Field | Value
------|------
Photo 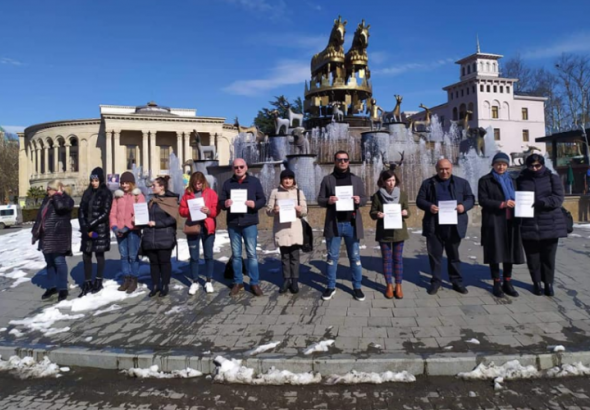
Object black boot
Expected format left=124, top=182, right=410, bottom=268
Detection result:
left=148, top=286, right=159, bottom=298
left=159, top=284, right=169, bottom=298
left=41, top=288, right=58, bottom=300
left=79, top=281, right=92, bottom=298
left=533, top=282, right=543, bottom=296
left=279, top=279, right=291, bottom=294
left=91, top=278, right=103, bottom=294
left=492, top=281, right=505, bottom=298
left=502, top=280, right=519, bottom=297
left=289, top=279, right=299, bottom=294
left=544, top=283, right=554, bottom=297
left=58, top=290, right=68, bottom=302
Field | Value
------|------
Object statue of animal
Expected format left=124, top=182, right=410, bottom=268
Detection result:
left=462, top=110, right=472, bottom=133
left=194, top=130, right=216, bottom=160
left=412, top=103, right=431, bottom=132
left=233, top=117, right=267, bottom=143
left=459, top=127, right=487, bottom=157
left=288, top=107, right=304, bottom=128
left=382, top=95, right=403, bottom=123
left=387, top=151, right=405, bottom=171
left=311, top=16, right=347, bottom=71
left=345, top=19, right=370, bottom=69
left=292, top=127, right=310, bottom=155
left=331, top=102, right=345, bottom=122
left=270, top=110, right=290, bottom=136
left=510, top=146, right=540, bottom=165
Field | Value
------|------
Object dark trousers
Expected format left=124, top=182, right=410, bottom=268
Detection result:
left=490, top=263, right=513, bottom=280
left=426, top=232, right=462, bottom=284
left=523, top=239, right=558, bottom=284
left=82, top=252, right=105, bottom=281
left=145, top=249, right=173, bottom=288
left=280, top=245, right=300, bottom=279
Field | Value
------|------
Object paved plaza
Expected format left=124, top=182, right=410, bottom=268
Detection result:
left=1, top=225, right=590, bottom=374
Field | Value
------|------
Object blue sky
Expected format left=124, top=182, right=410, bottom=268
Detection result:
left=2, top=0, right=590, bottom=134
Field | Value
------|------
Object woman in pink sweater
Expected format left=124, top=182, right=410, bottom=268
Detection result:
left=109, top=171, right=146, bottom=293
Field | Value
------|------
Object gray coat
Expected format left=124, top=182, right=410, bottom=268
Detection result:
left=317, top=172, right=368, bottom=239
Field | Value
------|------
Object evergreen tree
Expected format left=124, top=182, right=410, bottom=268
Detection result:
left=253, top=95, right=305, bottom=135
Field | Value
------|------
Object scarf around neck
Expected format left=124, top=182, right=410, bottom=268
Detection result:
left=150, top=192, right=179, bottom=220
left=379, top=187, right=400, bottom=204
left=492, top=170, right=515, bottom=201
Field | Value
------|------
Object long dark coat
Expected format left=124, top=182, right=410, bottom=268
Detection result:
left=79, top=184, right=113, bottom=253
left=141, top=191, right=179, bottom=251
left=478, top=172, right=525, bottom=264
left=369, top=190, right=410, bottom=243
left=32, top=193, right=74, bottom=255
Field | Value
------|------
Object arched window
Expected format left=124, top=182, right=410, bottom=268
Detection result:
left=467, top=65, right=471, bottom=75
left=468, top=102, right=474, bottom=113
left=56, top=137, right=66, bottom=172
left=68, top=136, right=79, bottom=172
left=452, top=107, right=458, bottom=121
left=462, top=67, right=465, bottom=76
left=47, top=139, right=55, bottom=174
left=459, top=103, right=467, bottom=121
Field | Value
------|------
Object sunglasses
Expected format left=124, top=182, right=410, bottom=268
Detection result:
left=528, top=163, right=542, bottom=169
left=234, top=165, right=246, bottom=170
left=336, top=158, right=349, bottom=163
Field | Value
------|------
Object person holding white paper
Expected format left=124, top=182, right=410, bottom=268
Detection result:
left=179, top=172, right=219, bottom=295
left=266, top=169, right=307, bottom=294
left=218, top=158, right=267, bottom=297
left=516, top=154, right=567, bottom=297
left=370, top=169, right=410, bottom=300
left=318, top=150, right=368, bottom=302
left=110, top=171, right=146, bottom=294
left=478, top=152, right=524, bottom=298
left=416, top=159, right=475, bottom=296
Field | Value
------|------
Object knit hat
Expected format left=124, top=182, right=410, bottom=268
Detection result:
left=280, top=169, right=295, bottom=180
left=492, top=152, right=510, bottom=165
left=89, top=167, right=105, bottom=184
left=120, top=171, right=135, bottom=184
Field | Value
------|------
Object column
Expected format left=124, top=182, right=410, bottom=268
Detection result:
left=176, top=132, right=183, bottom=165
left=53, top=145, right=59, bottom=173
left=44, top=147, right=49, bottom=175
left=113, top=130, right=121, bottom=173
left=184, top=131, right=191, bottom=163
left=65, top=144, right=71, bottom=172
left=150, top=131, right=158, bottom=176
left=105, top=130, right=112, bottom=175
left=142, top=131, right=149, bottom=172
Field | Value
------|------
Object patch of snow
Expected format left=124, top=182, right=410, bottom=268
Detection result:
left=247, top=341, right=281, bottom=356
left=0, top=355, right=65, bottom=379
left=56, top=279, right=144, bottom=312
left=326, top=370, right=415, bottom=384
left=465, top=338, right=480, bottom=344
left=10, top=307, right=84, bottom=335
left=218, top=256, right=229, bottom=262
left=10, top=277, right=30, bottom=288
left=359, top=245, right=367, bottom=250
left=468, top=256, right=477, bottom=260
left=444, top=345, right=453, bottom=350
left=0, top=328, right=6, bottom=332
left=473, top=242, right=481, bottom=245
left=84, top=337, right=93, bottom=342
left=303, top=340, right=334, bottom=355
left=550, top=345, right=565, bottom=352
left=213, top=356, right=320, bottom=385
left=546, top=362, right=590, bottom=377
left=93, top=304, right=122, bottom=316
left=261, top=249, right=280, bottom=255
left=8, top=329, right=24, bottom=338
left=123, top=364, right=202, bottom=379
left=43, top=327, right=71, bottom=336
left=69, top=284, right=78, bottom=289
left=172, top=284, right=184, bottom=290
left=568, top=233, right=582, bottom=238
left=457, top=360, right=539, bottom=383
left=573, top=223, right=590, bottom=229
left=411, top=230, right=422, bottom=234
left=165, top=306, right=187, bottom=315
left=468, top=391, right=477, bottom=397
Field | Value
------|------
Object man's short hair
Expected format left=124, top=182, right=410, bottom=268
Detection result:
left=334, top=150, right=349, bottom=160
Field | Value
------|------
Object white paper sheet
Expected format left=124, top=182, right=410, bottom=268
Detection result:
left=438, top=200, right=458, bottom=225
left=133, top=203, right=149, bottom=225
left=230, top=189, right=248, bottom=213
left=383, top=203, right=403, bottom=229
left=515, top=191, right=535, bottom=218
left=335, top=185, right=354, bottom=211
left=277, top=199, right=296, bottom=223
left=188, top=197, right=206, bottom=221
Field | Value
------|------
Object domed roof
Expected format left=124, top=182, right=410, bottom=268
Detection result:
left=134, top=101, right=177, bottom=117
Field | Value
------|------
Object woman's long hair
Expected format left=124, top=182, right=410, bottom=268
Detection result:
left=187, top=172, right=209, bottom=194
left=377, top=169, right=401, bottom=188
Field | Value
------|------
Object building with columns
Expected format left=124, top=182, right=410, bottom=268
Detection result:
left=18, top=102, right=237, bottom=202
left=406, top=44, right=546, bottom=159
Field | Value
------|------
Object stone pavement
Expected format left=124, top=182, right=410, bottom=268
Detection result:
left=1, top=226, right=590, bottom=375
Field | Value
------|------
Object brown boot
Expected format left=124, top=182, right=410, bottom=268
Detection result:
left=118, top=276, right=131, bottom=292
left=251, top=285, right=264, bottom=297
left=230, top=283, right=244, bottom=296
left=395, top=283, right=403, bottom=299
left=385, top=284, right=394, bottom=299
left=126, top=277, right=138, bottom=294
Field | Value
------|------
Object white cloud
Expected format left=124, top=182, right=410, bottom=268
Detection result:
left=222, top=60, right=308, bottom=96
left=251, top=33, right=326, bottom=52
left=220, top=0, right=287, bottom=21
left=373, top=57, right=455, bottom=76
left=522, top=32, right=590, bottom=59
left=370, top=51, right=389, bottom=65
left=1, top=57, right=23, bottom=66
left=1, top=125, right=26, bottom=134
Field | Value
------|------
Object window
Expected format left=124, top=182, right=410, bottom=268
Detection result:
left=461, top=89, right=464, bottom=97
left=480, top=84, right=484, bottom=92
left=160, top=145, right=170, bottom=170
left=440, top=116, right=445, bottom=126
left=494, top=128, right=501, bottom=141
left=467, top=65, right=471, bottom=74
left=473, top=62, right=476, bottom=72
left=523, top=129, right=529, bottom=142
left=492, top=106, right=499, bottom=119
left=467, top=88, right=470, bottom=95
left=450, top=92, right=453, bottom=100
left=500, top=86, right=504, bottom=93
left=522, top=107, right=529, bottom=120
left=452, top=107, right=458, bottom=121
left=487, top=85, right=491, bottom=92
left=493, top=85, right=497, bottom=93
left=462, top=67, right=465, bottom=76
left=0, top=209, right=14, bottom=216
left=126, top=145, right=137, bottom=170
left=507, top=86, right=511, bottom=93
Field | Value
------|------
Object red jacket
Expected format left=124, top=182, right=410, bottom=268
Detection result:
left=179, top=187, right=219, bottom=234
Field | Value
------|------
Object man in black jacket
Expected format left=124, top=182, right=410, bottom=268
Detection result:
left=416, top=159, right=475, bottom=295
left=219, top=158, right=266, bottom=296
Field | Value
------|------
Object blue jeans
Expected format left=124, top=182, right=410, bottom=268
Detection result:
left=326, top=222, right=363, bottom=290
left=117, top=230, right=141, bottom=277
left=43, top=253, right=69, bottom=291
left=188, top=232, right=215, bottom=281
left=228, top=224, right=260, bottom=286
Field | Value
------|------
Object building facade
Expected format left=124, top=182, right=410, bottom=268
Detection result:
left=407, top=46, right=546, bottom=158
left=18, top=102, right=237, bottom=201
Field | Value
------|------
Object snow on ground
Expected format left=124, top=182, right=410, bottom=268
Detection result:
left=0, top=328, right=6, bottom=332
left=218, top=256, right=229, bottom=262
left=165, top=306, right=187, bottom=315
left=123, top=365, right=202, bottom=379
left=8, top=329, right=24, bottom=338
left=550, top=345, right=565, bottom=352
left=0, top=355, right=66, bottom=379
left=303, top=340, right=334, bottom=355
left=56, top=280, right=144, bottom=313
left=10, top=307, right=84, bottom=335
left=261, top=249, right=280, bottom=255
left=213, top=356, right=320, bottom=385
left=325, top=370, right=416, bottom=384
left=465, top=338, right=480, bottom=344
left=247, top=341, right=281, bottom=356
left=84, top=336, right=93, bottom=342
left=93, top=304, right=122, bottom=316
left=546, top=362, right=590, bottom=377
left=468, top=256, right=477, bottom=260
left=573, top=223, right=590, bottom=229
left=458, top=360, right=539, bottom=383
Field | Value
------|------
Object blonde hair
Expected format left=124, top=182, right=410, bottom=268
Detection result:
left=47, top=179, right=64, bottom=191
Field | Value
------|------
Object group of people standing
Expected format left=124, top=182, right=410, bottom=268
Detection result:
left=32, top=149, right=568, bottom=303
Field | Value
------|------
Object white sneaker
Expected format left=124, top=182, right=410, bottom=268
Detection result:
left=189, top=282, right=200, bottom=295
left=205, top=282, right=214, bottom=293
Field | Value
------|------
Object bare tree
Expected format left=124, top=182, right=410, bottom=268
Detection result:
left=0, top=137, right=19, bottom=204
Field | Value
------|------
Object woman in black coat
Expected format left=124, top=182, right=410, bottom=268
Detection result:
left=142, top=176, right=179, bottom=298
left=78, top=167, right=113, bottom=296
left=478, top=152, right=524, bottom=298
left=516, top=154, right=567, bottom=296
left=32, top=180, right=74, bottom=302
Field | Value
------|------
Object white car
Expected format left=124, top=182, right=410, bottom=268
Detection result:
left=0, top=205, right=23, bottom=229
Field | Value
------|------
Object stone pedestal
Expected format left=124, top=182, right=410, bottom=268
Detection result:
left=269, top=136, right=290, bottom=162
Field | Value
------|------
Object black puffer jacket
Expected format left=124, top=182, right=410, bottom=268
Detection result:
left=79, top=167, right=113, bottom=253
left=516, top=167, right=567, bottom=241
left=141, top=190, right=179, bottom=251
left=32, top=193, right=74, bottom=255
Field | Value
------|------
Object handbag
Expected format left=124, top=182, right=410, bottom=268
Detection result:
left=183, top=221, right=202, bottom=235
left=297, top=189, right=314, bottom=253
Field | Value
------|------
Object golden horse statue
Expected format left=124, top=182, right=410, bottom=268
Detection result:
left=233, top=117, right=267, bottom=143
left=345, top=19, right=370, bottom=68
left=311, top=16, right=347, bottom=74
